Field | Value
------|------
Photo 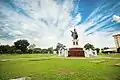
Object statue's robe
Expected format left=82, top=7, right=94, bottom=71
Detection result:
left=71, top=31, right=78, bottom=39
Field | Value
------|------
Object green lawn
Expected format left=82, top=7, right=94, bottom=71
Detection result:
left=0, top=54, right=56, bottom=59
left=0, top=54, right=120, bottom=80
left=99, top=53, right=120, bottom=58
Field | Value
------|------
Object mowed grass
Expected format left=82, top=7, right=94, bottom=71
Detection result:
left=0, top=54, right=56, bottom=59
left=0, top=54, right=120, bottom=80
left=99, top=53, right=120, bottom=58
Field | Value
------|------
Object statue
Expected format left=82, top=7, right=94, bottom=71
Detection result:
left=70, top=28, right=78, bottom=45
left=70, top=28, right=78, bottom=40
left=68, top=27, right=85, bottom=57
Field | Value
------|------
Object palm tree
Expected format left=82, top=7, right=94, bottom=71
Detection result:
left=84, top=43, right=94, bottom=50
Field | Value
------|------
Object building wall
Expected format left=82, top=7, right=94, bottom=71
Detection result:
left=113, top=34, right=120, bottom=48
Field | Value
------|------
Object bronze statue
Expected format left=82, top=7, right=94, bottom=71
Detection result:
left=70, top=28, right=78, bottom=40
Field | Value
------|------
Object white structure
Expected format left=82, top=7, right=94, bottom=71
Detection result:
left=10, top=77, right=31, bottom=80
left=84, top=49, right=97, bottom=57
left=58, top=47, right=68, bottom=57
left=58, top=49, right=61, bottom=56
left=64, top=48, right=68, bottom=57
left=104, top=47, right=117, bottom=53
left=53, top=51, right=57, bottom=54
left=72, top=39, right=79, bottom=47
left=113, top=34, right=120, bottom=51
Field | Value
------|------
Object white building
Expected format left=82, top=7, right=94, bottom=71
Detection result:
left=104, top=47, right=117, bottom=53
left=113, top=34, right=120, bottom=49
left=84, top=49, right=97, bottom=57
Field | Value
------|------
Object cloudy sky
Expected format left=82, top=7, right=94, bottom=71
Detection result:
left=0, top=0, right=120, bottom=48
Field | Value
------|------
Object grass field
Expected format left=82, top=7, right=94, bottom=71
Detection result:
left=99, top=53, right=120, bottom=58
left=0, top=54, right=120, bottom=80
left=0, top=54, right=55, bottom=59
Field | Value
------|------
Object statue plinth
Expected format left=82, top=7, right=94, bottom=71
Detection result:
left=68, top=39, right=85, bottom=57
left=72, top=39, right=79, bottom=46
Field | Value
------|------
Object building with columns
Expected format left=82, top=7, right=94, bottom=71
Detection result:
left=113, top=34, right=120, bottom=52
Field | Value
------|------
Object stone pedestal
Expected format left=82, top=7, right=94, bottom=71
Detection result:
left=72, top=39, right=79, bottom=46
left=68, top=39, right=85, bottom=57
left=68, top=48, right=84, bottom=57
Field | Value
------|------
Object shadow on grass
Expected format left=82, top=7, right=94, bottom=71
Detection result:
left=116, top=75, right=120, bottom=80
left=114, top=64, right=120, bottom=67
left=29, top=59, right=51, bottom=61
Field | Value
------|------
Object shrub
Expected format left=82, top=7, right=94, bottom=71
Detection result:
left=15, top=49, right=22, bottom=54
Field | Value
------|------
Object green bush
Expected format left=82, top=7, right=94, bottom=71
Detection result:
left=28, top=49, right=33, bottom=54
left=117, top=48, right=120, bottom=53
left=33, top=48, right=41, bottom=53
left=15, top=49, right=23, bottom=54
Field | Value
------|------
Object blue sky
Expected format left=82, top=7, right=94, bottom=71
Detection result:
left=0, top=0, right=120, bottom=48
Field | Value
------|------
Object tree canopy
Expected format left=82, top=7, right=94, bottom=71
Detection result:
left=84, top=43, right=94, bottom=50
left=14, top=39, right=30, bottom=53
left=56, top=43, right=65, bottom=50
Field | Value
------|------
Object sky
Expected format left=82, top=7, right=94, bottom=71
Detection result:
left=0, top=0, right=120, bottom=48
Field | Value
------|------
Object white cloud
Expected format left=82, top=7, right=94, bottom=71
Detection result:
left=84, top=32, right=115, bottom=48
left=112, top=15, right=120, bottom=23
left=68, top=25, right=116, bottom=48
left=0, top=0, right=117, bottom=49
left=71, top=13, right=82, bottom=26
left=14, top=31, right=23, bottom=35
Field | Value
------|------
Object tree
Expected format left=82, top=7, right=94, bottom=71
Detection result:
left=101, top=49, right=104, bottom=53
left=48, top=47, right=53, bottom=54
left=84, top=43, right=94, bottom=50
left=117, top=47, right=120, bottom=53
left=56, top=43, right=64, bottom=50
left=103, top=47, right=109, bottom=50
left=14, top=39, right=30, bottom=53
left=15, top=49, right=22, bottom=54
left=9, top=45, right=16, bottom=54
left=0, top=45, right=10, bottom=54
left=95, top=48, right=100, bottom=54
left=54, top=48, right=59, bottom=54
left=41, top=49, right=48, bottom=54
left=28, top=44, right=36, bottom=54
left=101, top=47, right=109, bottom=53
left=33, top=48, right=41, bottom=53
left=28, top=44, right=36, bottom=49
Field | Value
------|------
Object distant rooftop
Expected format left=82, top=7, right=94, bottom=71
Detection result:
left=113, top=34, right=120, bottom=37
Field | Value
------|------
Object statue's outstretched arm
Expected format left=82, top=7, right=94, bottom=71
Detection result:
left=70, top=30, right=73, bottom=33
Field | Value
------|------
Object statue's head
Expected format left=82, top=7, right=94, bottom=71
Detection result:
left=74, top=28, right=76, bottom=32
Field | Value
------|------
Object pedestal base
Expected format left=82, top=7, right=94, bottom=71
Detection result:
left=68, top=48, right=85, bottom=57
